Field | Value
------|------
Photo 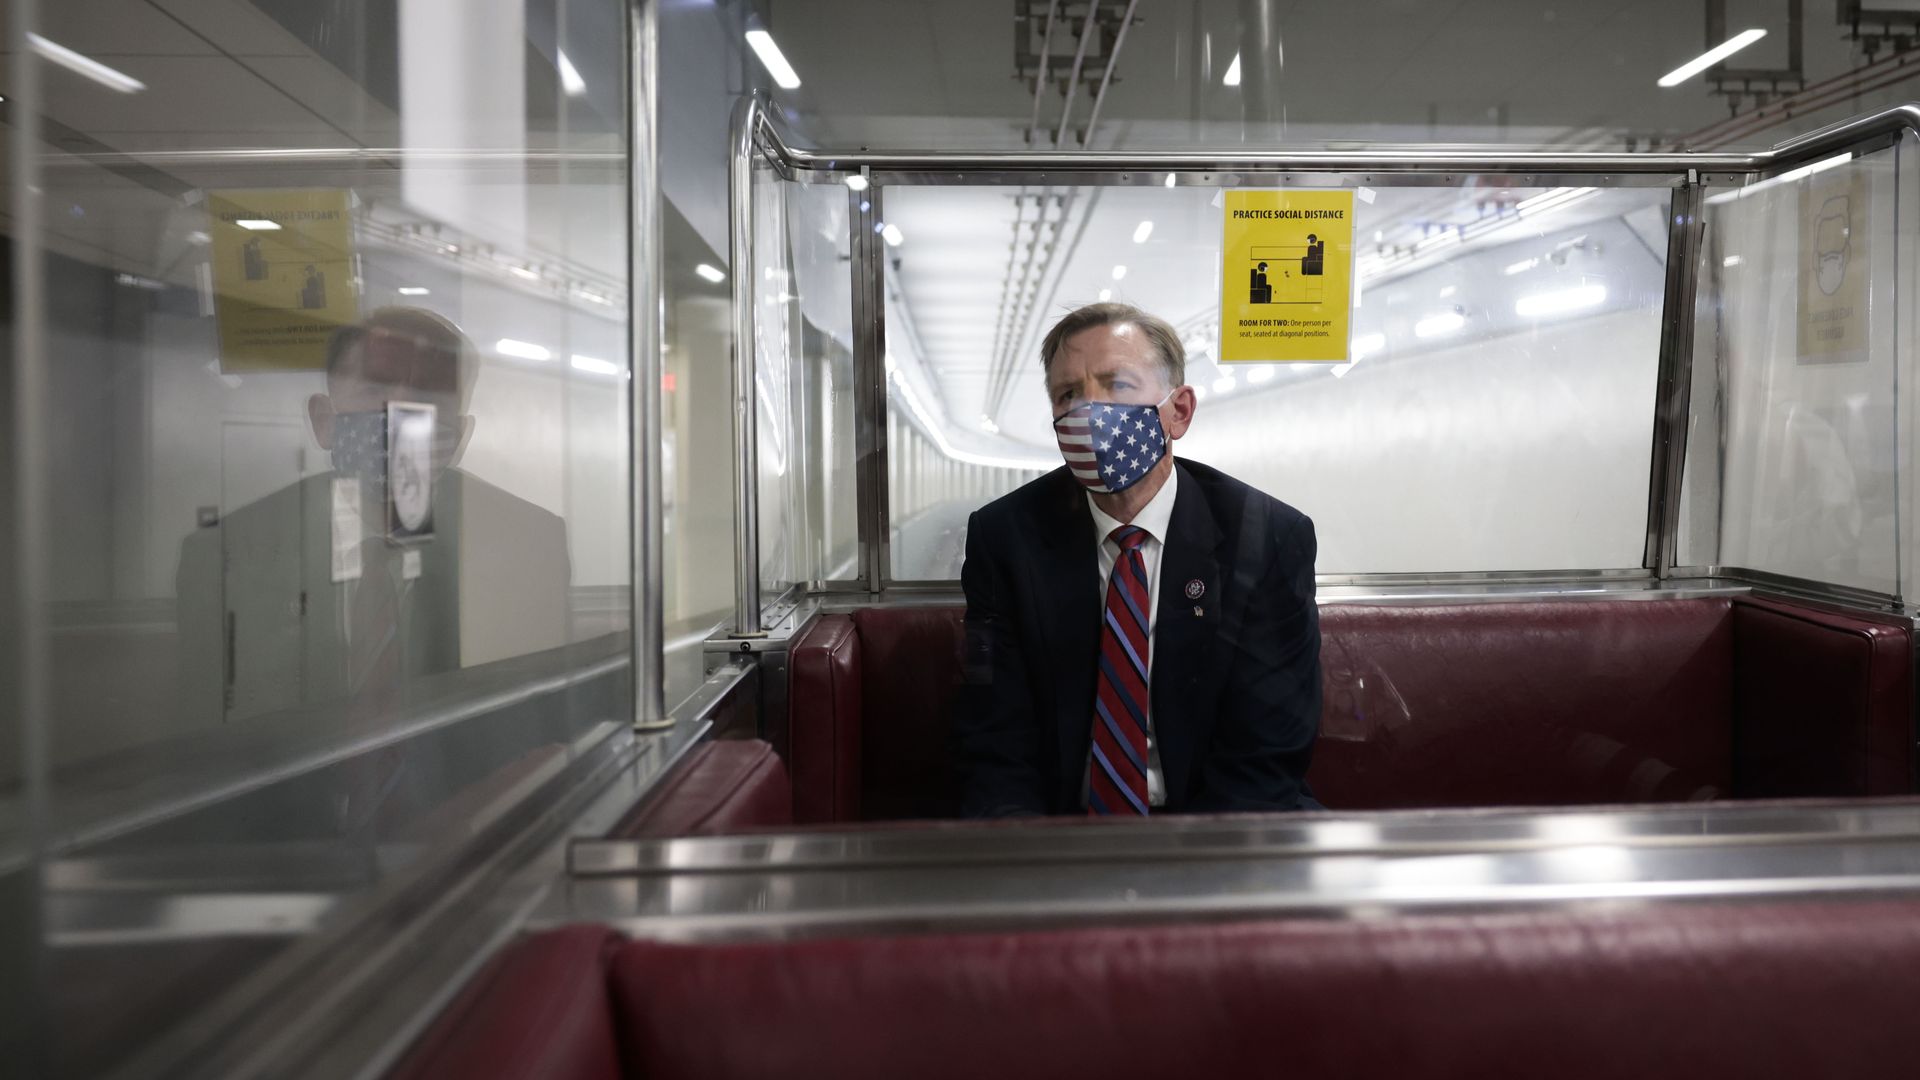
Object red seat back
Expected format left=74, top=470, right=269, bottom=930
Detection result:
left=1313, top=599, right=1735, bottom=807
left=606, top=899, right=1920, bottom=1080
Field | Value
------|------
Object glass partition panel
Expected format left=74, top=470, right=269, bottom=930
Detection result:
left=1683, top=146, right=1902, bottom=594
left=6, top=3, right=635, bottom=1072
left=882, top=180, right=1675, bottom=579
left=748, top=172, right=858, bottom=604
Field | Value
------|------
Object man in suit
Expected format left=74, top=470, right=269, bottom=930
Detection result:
left=953, top=302, right=1322, bottom=817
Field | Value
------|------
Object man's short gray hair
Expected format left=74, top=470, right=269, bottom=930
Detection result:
left=1039, top=302, right=1186, bottom=390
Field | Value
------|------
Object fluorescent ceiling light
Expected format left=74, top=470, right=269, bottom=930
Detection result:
left=744, top=29, right=802, bottom=89
left=1164, top=173, right=1176, bottom=188
left=496, top=338, right=554, bottom=361
left=1723, top=255, right=1743, bottom=268
left=1223, top=53, right=1241, bottom=86
left=557, top=50, right=587, bottom=96
left=695, top=263, right=726, bottom=283
left=496, top=338, right=553, bottom=362
left=1437, top=285, right=1457, bottom=298
left=1212, top=374, right=1237, bottom=395
left=1133, top=221, right=1154, bottom=244
left=1097, top=288, right=1112, bottom=302
left=1191, top=384, right=1208, bottom=401
left=881, top=223, right=905, bottom=247
left=235, top=219, right=281, bottom=231
left=28, top=33, right=146, bottom=93
left=186, top=230, right=210, bottom=245
left=845, top=174, right=870, bottom=192
left=1658, top=29, right=1767, bottom=88
left=1515, top=283, right=1608, bottom=318
left=1352, top=332, right=1386, bottom=359
left=397, top=286, right=430, bottom=296
left=1246, top=366, right=1276, bottom=385
left=510, top=266, right=539, bottom=281
left=571, top=354, right=621, bottom=376
left=1413, top=312, right=1465, bottom=339
left=1504, top=257, right=1540, bottom=276
left=1111, top=264, right=1127, bottom=281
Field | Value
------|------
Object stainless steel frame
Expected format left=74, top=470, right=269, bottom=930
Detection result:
left=631, top=1, right=667, bottom=726
left=730, top=93, right=770, bottom=635
left=555, top=798, right=1920, bottom=942
left=721, top=102, right=1920, bottom=620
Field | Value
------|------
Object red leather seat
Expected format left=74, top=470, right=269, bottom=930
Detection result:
left=387, top=924, right=623, bottom=1080
left=610, top=739, right=792, bottom=838
left=786, top=595, right=1913, bottom=820
left=606, top=898, right=1920, bottom=1079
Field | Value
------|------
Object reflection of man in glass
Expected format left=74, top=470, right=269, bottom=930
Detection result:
left=1813, top=196, right=1851, bottom=297
left=300, top=264, right=328, bottom=309
left=175, top=307, right=572, bottom=835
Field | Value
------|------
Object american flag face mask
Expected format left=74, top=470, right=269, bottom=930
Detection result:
left=1052, top=390, right=1173, bottom=494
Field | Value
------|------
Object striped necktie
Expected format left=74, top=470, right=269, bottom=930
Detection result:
left=1089, top=524, right=1152, bottom=816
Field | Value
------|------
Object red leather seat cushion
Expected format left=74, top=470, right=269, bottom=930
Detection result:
left=788, top=614, right=863, bottom=823
left=606, top=899, right=1920, bottom=1079
left=1734, top=596, right=1914, bottom=797
left=1313, top=599, right=1735, bottom=808
left=611, top=739, right=792, bottom=838
left=389, top=925, right=623, bottom=1080
left=849, top=607, right=966, bottom=820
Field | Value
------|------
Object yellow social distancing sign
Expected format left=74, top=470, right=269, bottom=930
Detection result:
left=1219, top=190, right=1354, bottom=363
left=208, top=189, right=359, bottom=372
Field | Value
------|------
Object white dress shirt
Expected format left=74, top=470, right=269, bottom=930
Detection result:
left=1084, top=463, right=1178, bottom=807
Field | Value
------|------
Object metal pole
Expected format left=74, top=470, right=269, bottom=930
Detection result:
left=630, top=0, right=669, bottom=726
left=1053, top=0, right=1103, bottom=147
left=5, top=0, right=50, bottom=1070
left=1026, top=0, right=1059, bottom=145
left=1237, top=0, right=1283, bottom=129
left=1080, top=0, right=1142, bottom=147
left=729, top=93, right=765, bottom=634
left=851, top=186, right=891, bottom=591
left=1643, top=174, right=1707, bottom=577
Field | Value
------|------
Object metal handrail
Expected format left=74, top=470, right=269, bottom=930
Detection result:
left=752, top=101, right=1920, bottom=177
left=729, top=93, right=767, bottom=636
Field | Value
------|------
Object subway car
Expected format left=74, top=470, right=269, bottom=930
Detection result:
left=8, top=1, right=1920, bottom=1077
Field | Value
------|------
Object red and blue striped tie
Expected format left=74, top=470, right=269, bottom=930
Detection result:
left=1089, top=525, right=1152, bottom=816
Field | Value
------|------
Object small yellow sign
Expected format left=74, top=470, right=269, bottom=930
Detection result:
left=1218, top=189, right=1354, bottom=362
left=1796, top=167, right=1867, bottom=364
left=208, top=189, right=358, bottom=372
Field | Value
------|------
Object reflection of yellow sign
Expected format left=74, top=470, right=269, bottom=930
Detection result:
left=209, top=189, right=358, bottom=372
left=1797, top=168, right=1866, bottom=364
left=1219, top=190, right=1353, bottom=362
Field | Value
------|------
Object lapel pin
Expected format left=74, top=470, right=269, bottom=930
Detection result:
left=1193, top=605, right=1205, bottom=617
left=1184, top=579, right=1205, bottom=600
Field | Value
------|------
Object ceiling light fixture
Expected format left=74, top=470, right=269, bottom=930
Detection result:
left=1658, top=29, right=1767, bottom=88
left=1515, top=283, right=1608, bottom=318
left=744, top=29, right=802, bottom=89
left=1164, top=173, right=1176, bottom=188
left=845, top=174, right=870, bottom=192
left=1246, top=366, right=1276, bottom=385
left=398, top=286, right=430, bottom=296
left=496, top=338, right=553, bottom=362
left=27, top=33, right=146, bottom=93
left=1351, top=332, right=1387, bottom=359
left=571, top=354, right=621, bottom=376
left=510, top=266, right=539, bottom=280
left=1097, top=288, right=1112, bottom=302
left=1133, top=221, right=1154, bottom=244
left=557, top=50, right=587, bottom=96
left=1213, top=374, right=1238, bottom=395
left=234, top=219, right=281, bottom=230
left=1111, top=264, right=1127, bottom=281
left=1413, top=312, right=1465, bottom=339
left=1223, top=53, right=1242, bottom=86
left=882, top=223, right=904, bottom=247
left=1504, top=257, right=1540, bottom=276
left=695, top=263, right=726, bottom=283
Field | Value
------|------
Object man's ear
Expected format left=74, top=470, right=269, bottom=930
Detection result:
left=1163, top=385, right=1197, bottom=441
left=308, top=394, right=337, bottom=450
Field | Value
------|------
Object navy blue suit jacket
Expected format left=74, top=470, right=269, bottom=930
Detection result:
left=953, top=458, right=1322, bottom=817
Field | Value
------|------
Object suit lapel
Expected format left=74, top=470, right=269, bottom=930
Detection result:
left=1152, top=462, right=1223, bottom=805
left=1030, top=471, right=1101, bottom=809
